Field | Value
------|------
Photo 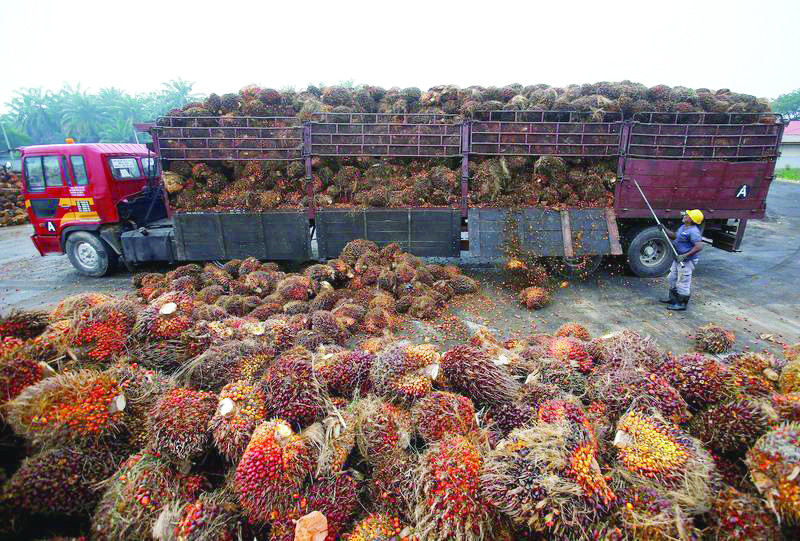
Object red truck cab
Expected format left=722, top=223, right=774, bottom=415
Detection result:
left=21, top=143, right=164, bottom=275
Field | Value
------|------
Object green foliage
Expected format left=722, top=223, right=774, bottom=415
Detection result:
left=772, top=88, right=800, bottom=120
left=0, top=79, right=204, bottom=145
left=777, top=167, right=800, bottom=181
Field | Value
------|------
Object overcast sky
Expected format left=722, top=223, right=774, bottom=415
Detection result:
left=1, top=0, right=797, bottom=110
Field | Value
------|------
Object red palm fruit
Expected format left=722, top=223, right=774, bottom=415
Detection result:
left=355, top=397, right=413, bottom=465
left=709, top=487, right=780, bottom=541
left=345, top=513, right=410, bottom=541
left=549, top=336, right=593, bottom=373
left=106, top=361, right=169, bottom=449
left=486, top=399, right=535, bottom=438
left=395, top=263, right=416, bottom=284
left=91, top=451, right=207, bottom=540
left=5, top=369, right=125, bottom=447
left=249, top=301, right=283, bottom=320
left=366, top=451, right=418, bottom=519
left=0, top=354, right=45, bottom=402
left=260, top=349, right=324, bottom=427
left=689, top=398, right=774, bottom=454
left=135, top=291, right=195, bottom=341
left=780, top=360, right=800, bottom=394
left=726, top=352, right=779, bottom=397
left=209, top=380, right=267, bottom=462
left=0, top=310, right=49, bottom=340
left=371, top=344, right=437, bottom=403
left=340, top=239, right=379, bottom=266
left=661, top=353, right=732, bottom=410
left=276, top=275, right=313, bottom=302
left=415, top=434, right=492, bottom=541
left=441, top=345, right=519, bottom=407
left=2, top=446, right=123, bottom=516
left=50, top=292, right=111, bottom=321
left=555, top=322, right=591, bottom=341
left=147, top=388, right=217, bottom=464
left=315, top=349, right=374, bottom=398
left=693, top=323, right=736, bottom=354
left=310, top=310, right=349, bottom=344
left=412, top=391, right=477, bottom=443
left=519, top=286, right=551, bottom=309
left=746, top=422, right=800, bottom=523
left=771, top=392, right=800, bottom=422
left=68, top=300, right=139, bottom=365
left=448, top=274, right=479, bottom=294
left=234, top=420, right=314, bottom=523
left=170, top=492, right=248, bottom=541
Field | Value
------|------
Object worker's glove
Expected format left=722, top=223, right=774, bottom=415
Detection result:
left=675, top=253, right=686, bottom=263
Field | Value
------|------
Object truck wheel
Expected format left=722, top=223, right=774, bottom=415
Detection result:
left=627, top=226, right=672, bottom=277
left=65, top=232, right=114, bottom=277
left=550, top=255, right=603, bottom=279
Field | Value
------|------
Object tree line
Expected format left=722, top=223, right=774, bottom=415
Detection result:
left=0, top=79, right=203, bottom=151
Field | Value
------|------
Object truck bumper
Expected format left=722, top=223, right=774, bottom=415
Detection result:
left=31, top=234, right=63, bottom=256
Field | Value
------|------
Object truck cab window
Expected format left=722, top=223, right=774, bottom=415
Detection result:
left=141, top=157, right=157, bottom=177
left=108, top=157, right=142, bottom=180
left=43, top=156, right=63, bottom=186
left=24, top=157, right=45, bottom=191
left=70, top=156, right=89, bottom=185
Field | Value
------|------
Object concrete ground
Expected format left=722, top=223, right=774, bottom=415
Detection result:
left=1, top=181, right=798, bottom=356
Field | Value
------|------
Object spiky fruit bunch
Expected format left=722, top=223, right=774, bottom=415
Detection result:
left=549, top=336, right=593, bottom=373
left=486, top=399, right=535, bottom=438
left=366, top=451, right=418, bottom=519
left=588, top=365, right=690, bottom=425
left=780, top=360, right=800, bottom=393
left=170, top=492, right=247, bottom=541
left=5, top=369, right=125, bottom=446
left=272, top=472, right=361, bottom=541
left=355, top=397, right=413, bottom=465
left=412, top=391, right=477, bottom=443
left=519, top=286, right=551, bottom=309
left=311, top=309, right=349, bottom=344
left=0, top=353, right=45, bottom=401
left=315, top=408, right=357, bottom=475
left=612, top=482, right=700, bottom=541
left=0, top=310, right=49, bottom=339
left=315, top=349, right=374, bottom=398
left=68, top=300, right=139, bottom=364
left=260, top=348, right=324, bottom=427
left=785, top=342, right=800, bottom=363
left=344, top=513, right=410, bottom=541
left=92, top=451, right=206, bottom=540
left=209, top=380, right=266, bottom=462
left=371, top=343, right=438, bottom=403
left=746, top=422, right=800, bottom=524
left=408, top=295, right=438, bottom=319
left=147, top=388, right=217, bottom=463
left=1, top=446, right=123, bottom=516
left=587, top=329, right=662, bottom=368
left=709, top=487, right=780, bottom=541
left=661, top=352, right=732, bottom=410
left=340, top=239, right=379, bottom=266
left=772, top=392, right=800, bottom=422
left=50, top=292, right=112, bottom=321
left=555, top=322, right=591, bottom=341
left=134, top=292, right=194, bottom=340
left=693, top=323, right=736, bottom=354
left=448, top=274, right=479, bottom=294
left=689, top=399, right=774, bottom=454
left=415, top=434, right=493, bottom=541
left=234, top=420, right=314, bottom=523
left=726, top=352, right=779, bottom=397
left=275, top=275, right=314, bottom=302
left=106, top=362, right=169, bottom=448
left=176, top=340, right=262, bottom=392
left=441, top=345, right=519, bottom=407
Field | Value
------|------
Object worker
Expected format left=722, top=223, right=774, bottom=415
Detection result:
left=659, top=209, right=704, bottom=311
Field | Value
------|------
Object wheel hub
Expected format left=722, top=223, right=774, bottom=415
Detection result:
left=640, top=239, right=666, bottom=267
left=76, top=242, right=99, bottom=268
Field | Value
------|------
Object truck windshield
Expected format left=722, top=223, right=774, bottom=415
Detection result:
left=108, top=157, right=142, bottom=180
left=24, top=156, right=63, bottom=190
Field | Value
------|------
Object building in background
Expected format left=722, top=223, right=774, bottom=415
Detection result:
left=777, top=120, right=800, bottom=170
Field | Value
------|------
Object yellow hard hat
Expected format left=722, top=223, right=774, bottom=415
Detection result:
left=686, top=209, right=704, bottom=224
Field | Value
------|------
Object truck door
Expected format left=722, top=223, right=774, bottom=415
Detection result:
left=23, top=154, right=72, bottom=237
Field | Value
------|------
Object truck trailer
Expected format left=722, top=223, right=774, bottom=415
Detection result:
left=18, top=109, right=786, bottom=277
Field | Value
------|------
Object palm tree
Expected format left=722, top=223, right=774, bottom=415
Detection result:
left=7, top=88, right=60, bottom=142
left=160, top=78, right=204, bottom=111
left=99, top=117, right=136, bottom=143
left=59, top=84, right=109, bottom=142
left=98, top=87, right=144, bottom=123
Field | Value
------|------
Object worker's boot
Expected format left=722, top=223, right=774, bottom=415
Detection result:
left=659, top=288, right=678, bottom=304
left=666, top=294, right=689, bottom=311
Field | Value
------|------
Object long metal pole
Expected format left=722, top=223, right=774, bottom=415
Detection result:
left=631, top=178, right=684, bottom=266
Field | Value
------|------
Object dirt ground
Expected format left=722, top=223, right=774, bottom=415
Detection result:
left=1, top=181, right=798, bottom=356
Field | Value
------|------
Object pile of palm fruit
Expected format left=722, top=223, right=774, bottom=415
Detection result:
left=2, top=247, right=800, bottom=539
left=160, top=81, right=772, bottom=214
left=0, top=172, right=26, bottom=227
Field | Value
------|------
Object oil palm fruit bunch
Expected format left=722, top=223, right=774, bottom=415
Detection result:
left=746, top=421, right=800, bottom=524
left=708, top=486, right=780, bottom=541
left=370, top=343, right=440, bottom=403
left=175, top=340, right=262, bottom=392
left=344, top=513, right=412, bottom=541
left=313, top=405, right=357, bottom=475
left=587, top=329, right=662, bottom=368
left=661, top=352, right=732, bottom=410
left=146, top=388, right=217, bottom=464
left=689, top=398, right=775, bottom=455
left=164, top=491, right=249, bottom=541
left=67, top=299, right=139, bottom=365
left=354, top=397, right=413, bottom=465
left=726, top=352, right=779, bottom=398
left=314, top=349, right=374, bottom=398
left=260, top=347, right=324, bottom=427
left=133, top=291, right=195, bottom=341
left=366, top=450, right=418, bottom=519
left=411, top=390, right=477, bottom=443
left=209, top=379, right=266, bottom=462
left=555, top=322, right=591, bottom=341
left=609, top=482, right=700, bottom=541
left=5, top=369, right=126, bottom=447
left=0, top=309, right=49, bottom=340
left=107, top=361, right=169, bottom=448
left=91, top=451, right=207, bottom=540
left=780, top=360, right=800, bottom=393
left=441, top=344, right=519, bottom=407
left=0, top=352, right=48, bottom=402
left=548, top=336, right=594, bottom=373
left=0, top=446, right=124, bottom=517
left=414, top=433, right=493, bottom=541
left=50, top=291, right=112, bottom=321
left=234, top=419, right=315, bottom=523
left=447, top=274, right=479, bottom=294
left=519, top=286, right=551, bottom=309
left=693, top=323, right=736, bottom=354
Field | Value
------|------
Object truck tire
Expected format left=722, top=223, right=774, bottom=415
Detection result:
left=550, top=255, right=603, bottom=279
left=627, top=226, right=673, bottom=277
left=65, top=231, right=115, bottom=277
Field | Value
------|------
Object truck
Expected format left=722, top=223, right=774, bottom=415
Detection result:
left=18, top=110, right=786, bottom=277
